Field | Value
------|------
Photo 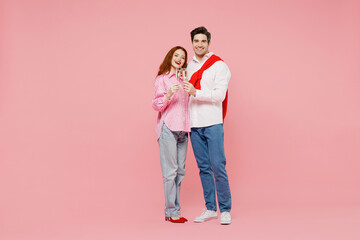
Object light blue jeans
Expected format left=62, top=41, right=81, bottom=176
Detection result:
left=158, top=123, right=188, bottom=217
left=190, top=124, right=231, bottom=212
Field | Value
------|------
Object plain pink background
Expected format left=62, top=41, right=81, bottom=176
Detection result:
left=1, top=0, right=360, bottom=239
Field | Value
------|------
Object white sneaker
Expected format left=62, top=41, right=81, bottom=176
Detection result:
left=220, top=211, right=231, bottom=225
left=193, top=209, right=218, bottom=223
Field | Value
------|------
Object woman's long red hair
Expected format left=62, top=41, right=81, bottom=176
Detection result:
left=157, top=46, right=187, bottom=76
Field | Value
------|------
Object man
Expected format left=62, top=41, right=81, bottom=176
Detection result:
left=183, top=26, right=232, bottom=225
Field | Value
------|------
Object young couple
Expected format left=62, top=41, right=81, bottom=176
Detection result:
left=152, top=27, right=232, bottom=225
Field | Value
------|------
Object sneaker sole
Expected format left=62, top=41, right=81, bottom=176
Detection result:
left=193, top=216, right=218, bottom=223
left=220, top=221, right=231, bottom=225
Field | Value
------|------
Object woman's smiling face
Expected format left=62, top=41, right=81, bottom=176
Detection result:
left=171, top=49, right=186, bottom=72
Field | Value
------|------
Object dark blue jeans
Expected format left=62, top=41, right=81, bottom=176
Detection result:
left=190, top=124, right=231, bottom=212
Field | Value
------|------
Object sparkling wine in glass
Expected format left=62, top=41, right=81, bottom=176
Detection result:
left=181, top=68, right=188, bottom=81
left=176, top=68, right=181, bottom=80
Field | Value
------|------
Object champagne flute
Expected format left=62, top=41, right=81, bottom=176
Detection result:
left=179, top=68, right=188, bottom=94
left=176, top=68, right=181, bottom=80
left=181, top=68, right=188, bottom=81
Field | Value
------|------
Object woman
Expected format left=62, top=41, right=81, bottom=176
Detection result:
left=152, top=46, right=190, bottom=223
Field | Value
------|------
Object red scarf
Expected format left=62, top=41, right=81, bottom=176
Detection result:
left=189, top=55, right=229, bottom=120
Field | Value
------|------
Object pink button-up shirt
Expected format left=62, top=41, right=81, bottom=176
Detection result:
left=152, top=72, right=190, bottom=138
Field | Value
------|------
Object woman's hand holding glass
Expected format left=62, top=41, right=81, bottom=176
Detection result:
left=166, top=83, right=180, bottom=100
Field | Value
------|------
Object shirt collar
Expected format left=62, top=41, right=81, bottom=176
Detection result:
left=166, top=71, right=176, bottom=78
left=192, top=52, right=214, bottom=64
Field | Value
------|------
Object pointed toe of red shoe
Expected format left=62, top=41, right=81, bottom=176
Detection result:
left=165, top=216, right=186, bottom=223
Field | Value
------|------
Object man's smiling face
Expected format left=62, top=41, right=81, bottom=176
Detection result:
left=192, top=33, right=210, bottom=59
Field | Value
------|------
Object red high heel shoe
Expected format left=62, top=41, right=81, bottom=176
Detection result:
left=165, top=216, right=186, bottom=223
